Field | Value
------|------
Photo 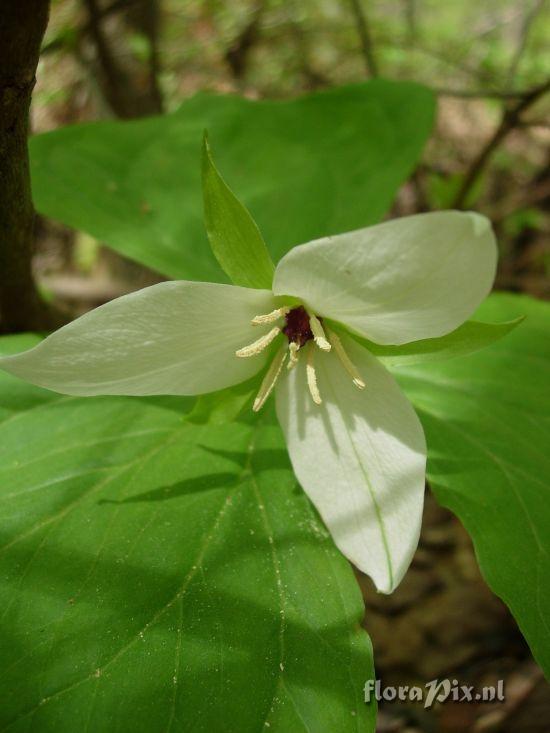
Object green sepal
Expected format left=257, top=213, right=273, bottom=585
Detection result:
left=334, top=317, right=525, bottom=367
left=202, top=133, right=275, bottom=289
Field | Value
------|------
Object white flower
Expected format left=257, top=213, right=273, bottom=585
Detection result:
left=0, top=211, right=497, bottom=592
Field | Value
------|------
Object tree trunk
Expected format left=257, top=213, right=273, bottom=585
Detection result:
left=0, top=0, right=64, bottom=333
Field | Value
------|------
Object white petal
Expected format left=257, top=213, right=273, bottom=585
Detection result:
left=0, top=282, right=277, bottom=396
left=276, top=336, right=426, bottom=592
left=273, top=211, right=497, bottom=345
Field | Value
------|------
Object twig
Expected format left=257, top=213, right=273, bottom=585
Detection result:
left=287, top=20, right=330, bottom=90
left=372, top=35, right=499, bottom=85
left=452, top=78, right=550, bottom=209
left=347, top=0, right=378, bottom=78
left=433, top=87, right=541, bottom=100
left=41, top=0, right=140, bottom=55
left=402, top=0, right=417, bottom=42
left=489, top=179, right=550, bottom=224
left=124, top=0, right=164, bottom=114
left=518, top=118, right=550, bottom=129
left=81, top=0, right=128, bottom=115
left=506, top=0, right=546, bottom=87
left=225, top=2, right=265, bottom=80
left=80, top=0, right=163, bottom=118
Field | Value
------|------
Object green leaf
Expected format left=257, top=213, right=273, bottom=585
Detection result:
left=344, top=316, right=524, bottom=367
left=202, top=134, right=274, bottom=289
left=0, top=348, right=375, bottom=733
left=30, top=80, right=435, bottom=281
left=394, top=293, right=550, bottom=677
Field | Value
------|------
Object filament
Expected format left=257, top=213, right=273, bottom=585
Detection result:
left=253, top=347, right=287, bottom=412
left=327, top=329, right=365, bottom=389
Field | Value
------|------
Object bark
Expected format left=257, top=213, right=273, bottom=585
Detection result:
left=0, top=0, right=65, bottom=332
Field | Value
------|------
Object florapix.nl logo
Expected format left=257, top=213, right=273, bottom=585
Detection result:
left=364, top=679, right=505, bottom=709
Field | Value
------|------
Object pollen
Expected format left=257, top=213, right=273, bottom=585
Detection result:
left=306, top=343, right=322, bottom=405
left=251, top=306, right=290, bottom=326
left=308, top=314, right=331, bottom=352
left=287, top=341, right=300, bottom=370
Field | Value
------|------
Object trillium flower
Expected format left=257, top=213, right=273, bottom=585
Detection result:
left=0, top=211, right=497, bottom=594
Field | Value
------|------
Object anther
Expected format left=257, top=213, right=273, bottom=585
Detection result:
left=236, top=326, right=281, bottom=358
left=253, top=348, right=287, bottom=412
left=328, top=329, right=366, bottom=389
left=251, top=306, right=290, bottom=326
left=308, top=314, right=331, bottom=352
left=287, top=342, right=300, bottom=370
left=306, top=343, right=322, bottom=405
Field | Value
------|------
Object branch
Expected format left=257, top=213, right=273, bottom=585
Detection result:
left=452, top=78, right=550, bottom=209
left=225, top=2, right=265, bottom=80
left=490, top=179, right=550, bottom=225
left=81, top=0, right=132, bottom=117
left=402, top=0, right=417, bottom=42
left=506, top=0, right=545, bottom=87
left=347, top=0, right=379, bottom=78
left=41, top=0, right=140, bottom=55
left=124, top=0, right=164, bottom=114
left=433, top=86, right=540, bottom=100
left=385, top=37, right=497, bottom=85
left=80, top=0, right=163, bottom=118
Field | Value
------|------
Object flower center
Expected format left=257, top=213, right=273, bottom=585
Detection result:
left=235, top=303, right=365, bottom=412
left=282, top=306, right=314, bottom=347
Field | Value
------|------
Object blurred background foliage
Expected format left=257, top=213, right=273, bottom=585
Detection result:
left=32, top=0, right=549, bottom=317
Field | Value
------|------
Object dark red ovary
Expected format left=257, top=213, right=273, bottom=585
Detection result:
left=283, top=306, right=315, bottom=346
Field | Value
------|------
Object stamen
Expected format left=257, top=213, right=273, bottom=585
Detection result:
left=308, top=314, right=331, bottom=352
left=287, top=341, right=300, bottom=370
left=327, top=329, right=366, bottom=390
left=251, top=306, right=289, bottom=326
left=253, top=348, right=287, bottom=412
left=306, top=343, right=322, bottom=405
left=236, top=326, right=281, bottom=358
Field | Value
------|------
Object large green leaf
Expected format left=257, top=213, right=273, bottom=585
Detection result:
left=393, top=293, right=550, bottom=677
left=30, top=81, right=435, bottom=281
left=0, top=336, right=375, bottom=733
